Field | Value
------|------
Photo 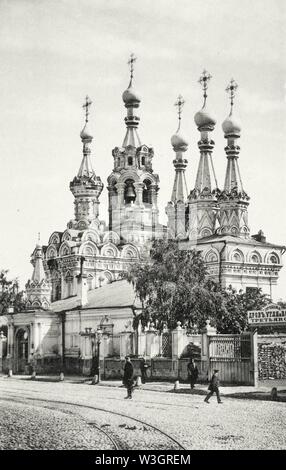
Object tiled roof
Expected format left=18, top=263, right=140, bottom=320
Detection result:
left=51, top=279, right=142, bottom=313
left=180, top=234, right=285, bottom=249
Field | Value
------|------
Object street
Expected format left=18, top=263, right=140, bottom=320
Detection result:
left=0, top=376, right=285, bottom=450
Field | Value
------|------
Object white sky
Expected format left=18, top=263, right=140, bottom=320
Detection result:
left=0, top=0, right=285, bottom=298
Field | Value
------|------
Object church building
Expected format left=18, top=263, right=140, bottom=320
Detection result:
left=166, top=71, right=284, bottom=298
left=0, top=57, right=284, bottom=375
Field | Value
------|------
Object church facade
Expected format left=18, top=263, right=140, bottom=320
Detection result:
left=0, top=59, right=284, bottom=375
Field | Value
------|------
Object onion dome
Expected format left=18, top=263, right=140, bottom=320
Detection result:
left=194, top=106, right=216, bottom=130
left=80, top=122, right=93, bottom=142
left=223, top=79, right=241, bottom=136
left=171, top=131, right=189, bottom=153
left=172, top=95, right=188, bottom=152
left=122, top=85, right=141, bottom=108
left=194, top=70, right=216, bottom=131
left=222, top=112, right=241, bottom=136
left=80, top=96, right=93, bottom=142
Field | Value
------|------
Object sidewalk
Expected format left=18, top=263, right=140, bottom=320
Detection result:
left=1, top=373, right=286, bottom=401
left=97, top=379, right=286, bottom=401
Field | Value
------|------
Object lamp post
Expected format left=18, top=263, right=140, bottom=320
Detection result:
left=79, top=327, right=103, bottom=385
left=96, top=327, right=103, bottom=384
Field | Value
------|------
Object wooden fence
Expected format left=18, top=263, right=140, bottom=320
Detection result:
left=208, top=333, right=253, bottom=385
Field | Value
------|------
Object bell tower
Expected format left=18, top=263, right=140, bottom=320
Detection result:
left=107, top=55, right=164, bottom=244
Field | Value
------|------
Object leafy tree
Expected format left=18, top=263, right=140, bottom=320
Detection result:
left=0, top=269, right=25, bottom=314
left=214, top=286, right=270, bottom=334
left=123, top=239, right=219, bottom=331
left=124, top=240, right=273, bottom=334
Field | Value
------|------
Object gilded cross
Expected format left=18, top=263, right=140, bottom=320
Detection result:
left=198, top=69, right=212, bottom=105
left=128, top=53, right=137, bottom=84
left=174, top=94, right=185, bottom=131
left=37, top=232, right=41, bottom=243
left=82, top=95, right=92, bottom=123
left=226, top=78, right=238, bottom=111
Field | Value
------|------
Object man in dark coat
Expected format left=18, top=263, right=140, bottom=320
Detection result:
left=204, top=369, right=222, bottom=404
left=187, top=358, right=199, bottom=389
left=123, top=356, right=134, bottom=399
left=140, top=357, right=149, bottom=384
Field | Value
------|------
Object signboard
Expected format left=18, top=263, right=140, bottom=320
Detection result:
left=248, top=309, right=286, bottom=326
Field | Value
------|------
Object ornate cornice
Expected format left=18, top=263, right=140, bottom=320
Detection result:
left=217, top=187, right=250, bottom=202
left=189, top=187, right=219, bottom=201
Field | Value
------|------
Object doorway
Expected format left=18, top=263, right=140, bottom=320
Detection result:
left=16, top=328, right=29, bottom=373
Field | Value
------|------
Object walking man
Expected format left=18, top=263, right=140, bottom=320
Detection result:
left=123, top=356, right=134, bottom=399
left=204, top=369, right=222, bottom=404
left=187, top=358, right=199, bottom=389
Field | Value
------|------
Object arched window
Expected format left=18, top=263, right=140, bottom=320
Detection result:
left=270, top=254, right=279, bottom=264
left=55, top=283, right=61, bottom=301
left=143, top=180, right=152, bottom=204
left=47, top=247, right=56, bottom=259
left=128, top=157, right=133, bottom=166
left=142, top=156, right=145, bottom=166
left=65, top=272, right=73, bottom=297
left=232, top=250, right=243, bottom=262
left=205, top=250, right=218, bottom=263
left=249, top=251, right=262, bottom=264
left=251, top=254, right=259, bottom=263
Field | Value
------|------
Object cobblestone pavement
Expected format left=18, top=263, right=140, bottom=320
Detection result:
left=0, top=377, right=285, bottom=450
left=0, top=399, right=116, bottom=450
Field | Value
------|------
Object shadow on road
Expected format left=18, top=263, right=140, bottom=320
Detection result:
left=169, top=387, right=286, bottom=402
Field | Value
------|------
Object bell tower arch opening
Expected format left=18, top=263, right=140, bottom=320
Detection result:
left=143, top=179, right=152, bottom=205
left=124, top=179, right=136, bottom=204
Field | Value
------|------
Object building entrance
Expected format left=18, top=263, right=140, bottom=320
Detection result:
left=16, top=328, right=29, bottom=373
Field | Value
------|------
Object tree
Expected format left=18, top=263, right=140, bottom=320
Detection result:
left=124, top=240, right=274, bottom=334
left=123, top=239, right=219, bottom=331
left=214, top=286, right=270, bottom=334
left=0, top=269, right=25, bottom=314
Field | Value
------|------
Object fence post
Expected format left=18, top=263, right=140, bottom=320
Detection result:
left=171, top=322, right=186, bottom=359
left=119, top=331, right=133, bottom=359
left=251, top=329, right=258, bottom=387
left=137, top=321, right=146, bottom=357
left=201, top=320, right=216, bottom=381
left=145, top=324, right=159, bottom=358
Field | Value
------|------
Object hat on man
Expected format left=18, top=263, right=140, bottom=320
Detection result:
left=214, top=369, right=219, bottom=373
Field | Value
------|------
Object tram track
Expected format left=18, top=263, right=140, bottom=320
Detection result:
left=0, top=392, right=186, bottom=450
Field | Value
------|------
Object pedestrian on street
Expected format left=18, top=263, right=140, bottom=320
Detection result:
left=204, top=369, right=222, bottom=404
left=123, top=356, right=134, bottom=399
left=187, top=358, right=199, bottom=389
left=140, top=357, right=149, bottom=384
